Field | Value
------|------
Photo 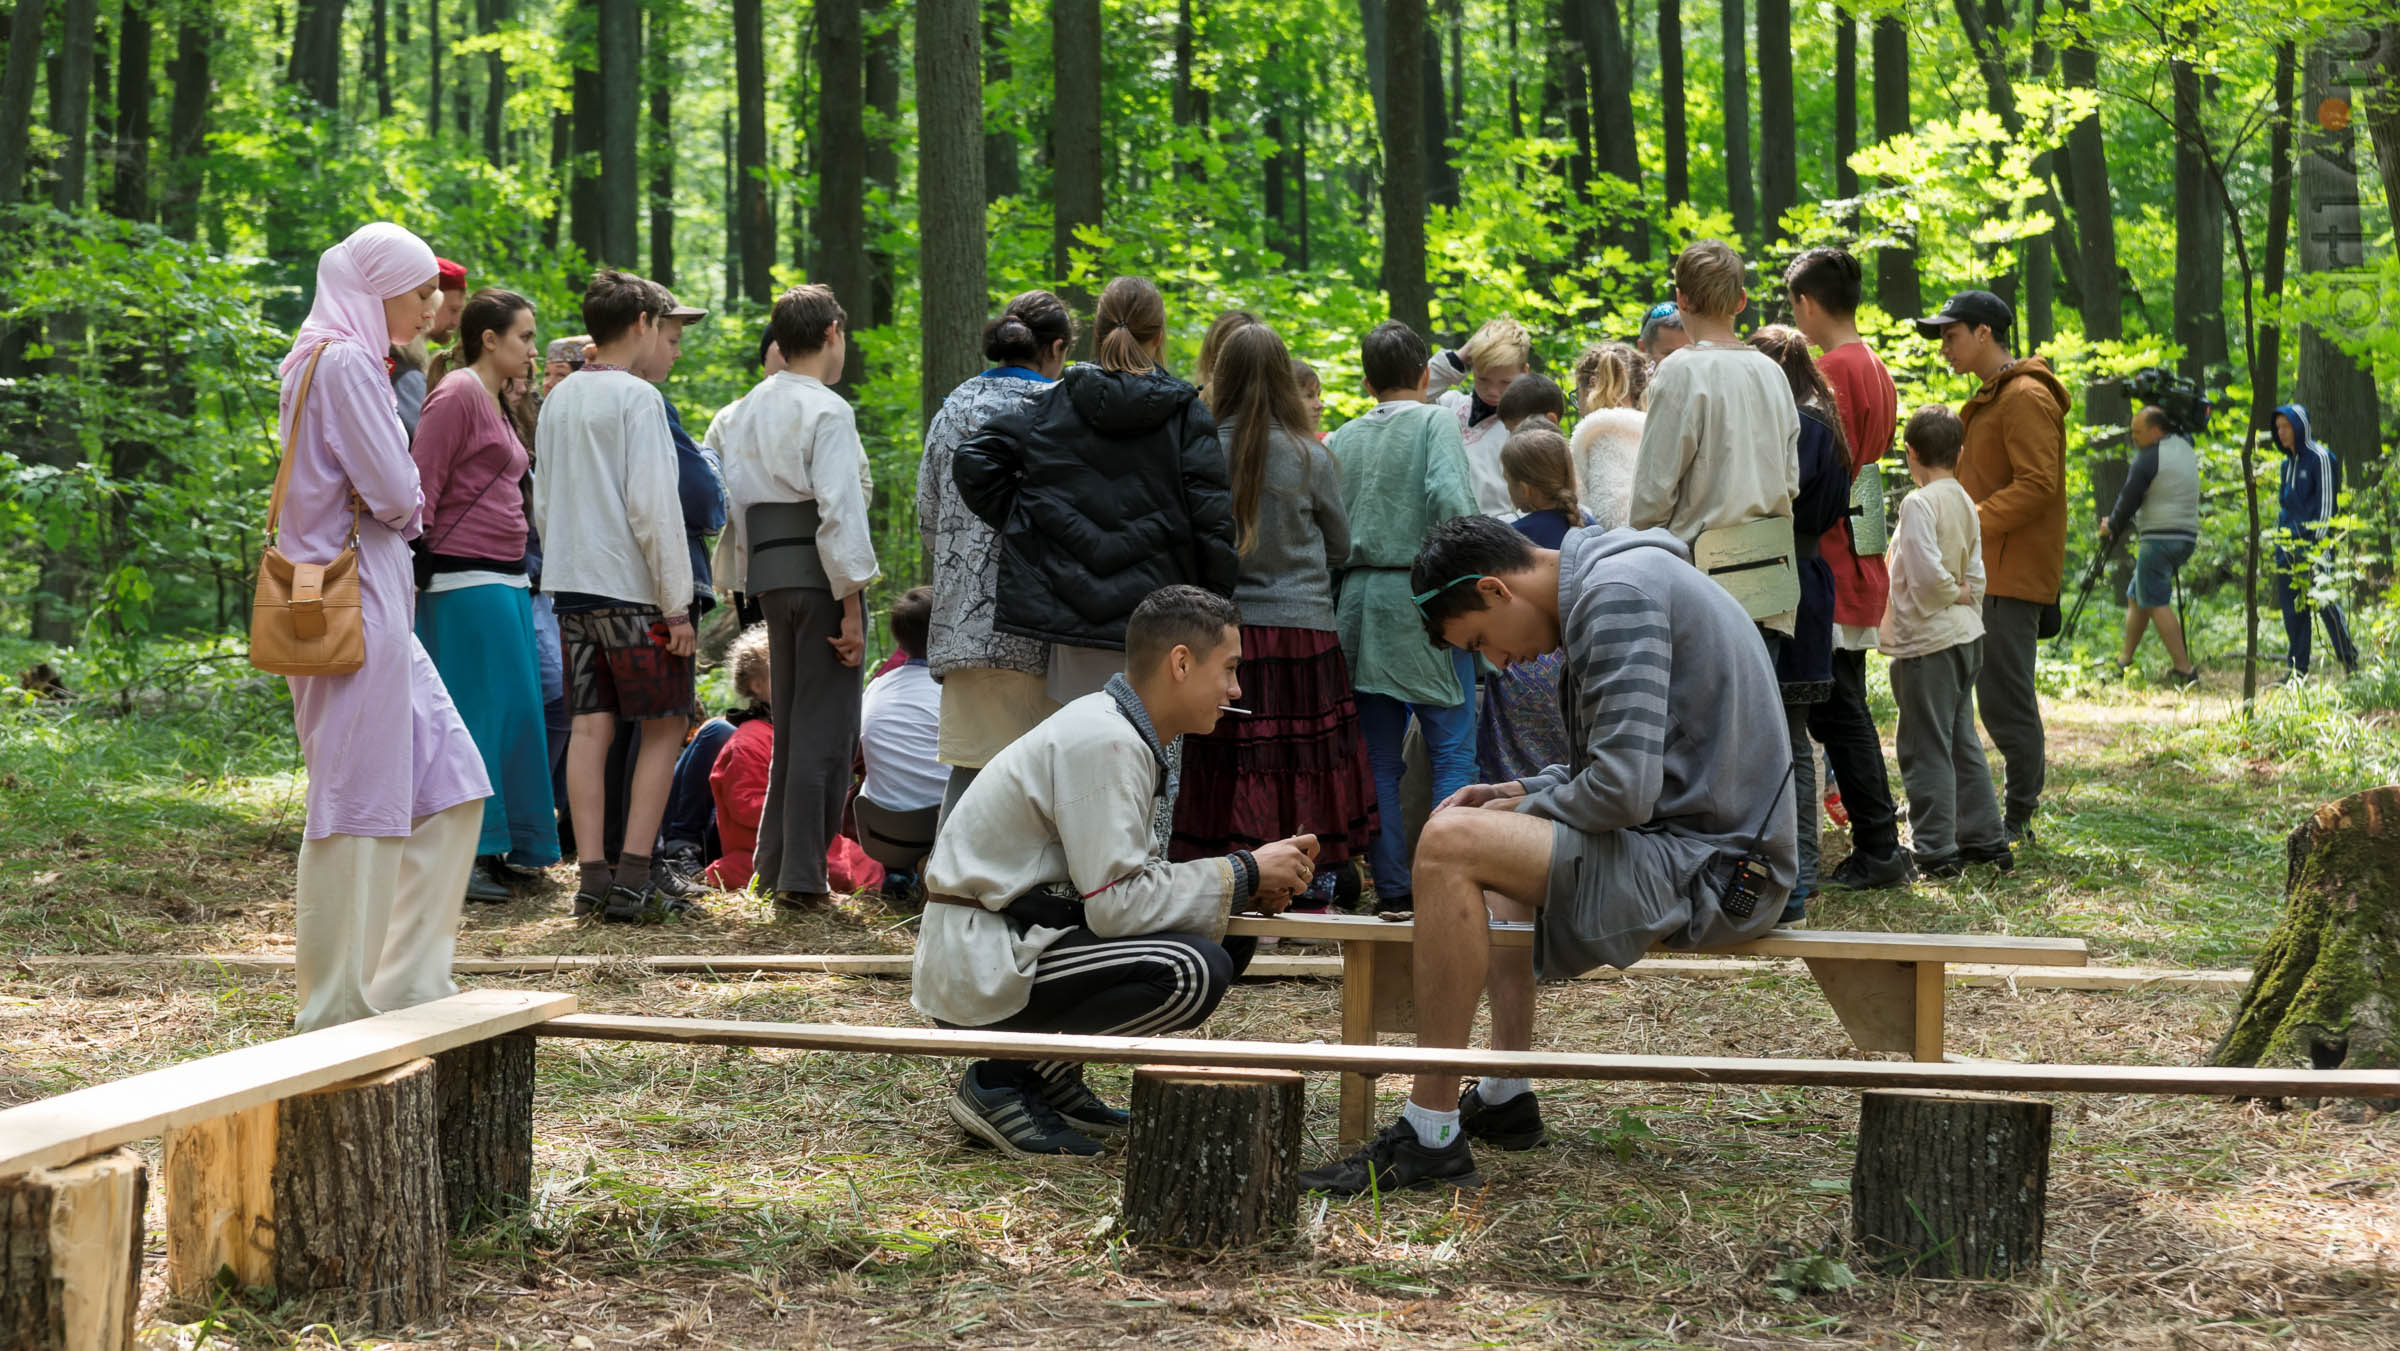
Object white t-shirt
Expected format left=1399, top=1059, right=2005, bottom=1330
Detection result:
left=860, top=660, right=947, bottom=811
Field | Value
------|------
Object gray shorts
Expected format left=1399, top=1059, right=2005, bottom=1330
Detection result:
left=1535, top=821, right=1779, bottom=978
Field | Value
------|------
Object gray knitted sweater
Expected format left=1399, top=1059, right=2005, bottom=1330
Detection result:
left=1221, top=419, right=1351, bottom=631
left=916, top=370, right=1052, bottom=678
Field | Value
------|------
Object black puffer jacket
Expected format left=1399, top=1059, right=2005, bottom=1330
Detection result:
left=955, top=362, right=1238, bottom=649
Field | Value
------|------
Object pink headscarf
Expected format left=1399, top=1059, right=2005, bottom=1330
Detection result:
left=278, top=222, right=441, bottom=401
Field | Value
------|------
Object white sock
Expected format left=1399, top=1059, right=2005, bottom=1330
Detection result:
left=1476, top=1076, right=1531, bottom=1105
left=1402, top=1098, right=1463, bottom=1149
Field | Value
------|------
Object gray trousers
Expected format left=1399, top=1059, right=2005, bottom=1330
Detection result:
left=1785, top=701, right=1819, bottom=894
left=1977, top=596, right=2047, bottom=826
left=1892, top=638, right=2005, bottom=861
left=753, top=587, right=860, bottom=896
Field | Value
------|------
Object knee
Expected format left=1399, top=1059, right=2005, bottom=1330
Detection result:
left=1415, top=809, right=1481, bottom=873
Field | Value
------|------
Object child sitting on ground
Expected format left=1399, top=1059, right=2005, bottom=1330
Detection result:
left=1881, top=407, right=2012, bottom=879
left=855, top=587, right=947, bottom=891
left=704, top=623, right=887, bottom=895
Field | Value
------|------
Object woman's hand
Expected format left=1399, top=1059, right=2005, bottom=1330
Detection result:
left=1435, top=781, right=1526, bottom=813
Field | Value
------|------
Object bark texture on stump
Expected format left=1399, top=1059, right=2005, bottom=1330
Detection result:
left=2212, top=787, right=2400, bottom=1109
left=0, top=1148, right=146, bottom=1351
left=272, top=1058, right=448, bottom=1327
left=433, top=1031, right=536, bottom=1232
left=1122, top=1066, right=1303, bottom=1251
left=1852, top=1089, right=2048, bottom=1279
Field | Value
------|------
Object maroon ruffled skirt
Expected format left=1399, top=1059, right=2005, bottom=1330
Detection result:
left=1169, top=625, right=1378, bottom=867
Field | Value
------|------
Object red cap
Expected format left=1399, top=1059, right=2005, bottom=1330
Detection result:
left=436, top=257, right=468, bottom=291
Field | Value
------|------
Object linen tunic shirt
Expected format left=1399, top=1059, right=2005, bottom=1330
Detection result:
left=1326, top=401, right=1479, bottom=706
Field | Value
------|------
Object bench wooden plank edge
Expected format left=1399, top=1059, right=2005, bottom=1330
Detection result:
left=528, top=1014, right=2400, bottom=1100
left=1224, top=915, right=2094, bottom=966
left=0, top=989, right=578, bottom=1178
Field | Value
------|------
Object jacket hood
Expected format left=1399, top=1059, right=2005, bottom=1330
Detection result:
left=1061, top=362, right=1198, bottom=438
left=1984, top=355, right=2069, bottom=409
left=2274, top=402, right=2314, bottom=456
left=1570, top=524, right=1694, bottom=567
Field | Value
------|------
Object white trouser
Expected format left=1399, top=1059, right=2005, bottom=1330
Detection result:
left=293, top=798, right=481, bottom=1031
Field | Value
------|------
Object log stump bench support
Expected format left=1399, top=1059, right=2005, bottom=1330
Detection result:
left=0, top=990, right=574, bottom=1346
left=1122, top=1066, right=1305, bottom=1251
left=1225, top=914, right=2091, bottom=1147
left=1852, top=1088, right=2052, bottom=1278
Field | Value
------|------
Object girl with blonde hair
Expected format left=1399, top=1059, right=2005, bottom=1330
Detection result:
left=1426, top=316, right=1533, bottom=516
left=1569, top=340, right=1648, bottom=530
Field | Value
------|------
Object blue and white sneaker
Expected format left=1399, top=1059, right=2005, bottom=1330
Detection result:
left=948, top=1067, right=1104, bottom=1158
left=1043, top=1073, right=1131, bottom=1135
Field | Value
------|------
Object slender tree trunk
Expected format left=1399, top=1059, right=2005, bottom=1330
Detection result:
left=1296, top=97, right=1312, bottom=270
left=1574, top=0, right=1639, bottom=253
left=568, top=0, right=601, bottom=260
left=1871, top=15, right=1917, bottom=318
left=595, top=0, right=638, bottom=267
left=2171, top=56, right=2227, bottom=380
left=481, top=0, right=506, bottom=165
left=1563, top=18, right=1592, bottom=213
left=645, top=2, right=672, bottom=288
left=110, top=1, right=150, bottom=222
left=865, top=0, right=899, bottom=327
left=1507, top=0, right=1522, bottom=141
left=427, top=0, right=441, bottom=140
left=159, top=13, right=206, bottom=238
left=544, top=106, right=567, bottom=253
left=2061, top=0, right=2125, bottom=560
left=1721, top=0, right=1754, bottom=245
left=1834, top=7, right=1857, bottom=214
left=1173, top=0, right=1194, bottom=130
left=371, top=0, right=391, bottom=118
left=0, top=0, right=46, bottom=207
left=288, top=0, right=346, bottom=109
left=917, top=0, right=986, bottom=432
left=29, top=0, right=94, bottom=644
left=1358, top=0, right=1387, bottom=133
left=1660, top=0, right=1685, bottom=207
left=721, top=106, right=738, bottom=306
left=982, top=0, right=1018, bottom=201
left=2294, top=39, right=2380, bottom=489
left=2025, top=11, right=2057, bottom=350
left=1383, top=0, right=1430, bottom=331
left=1422, top=6, right=1455, bottom=208
left=1264, top=46, right=1288, bottom=256
left=819, top=0, right=868, bottom=384
left=734, top=0, right=772, bottom=303
left=1756, top=0, right=1794, bottom=246
left=2254, top=42, right=2296, bottom=431
left=1051, top=0, right=1102, bottom=344
left=1951, top=0, right=2019, bottom=309
left=2364, top=24, right=2400, bottom=229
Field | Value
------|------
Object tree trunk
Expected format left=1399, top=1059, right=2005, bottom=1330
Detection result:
left=2171, top=57, right=2226, bottom=381
left=110, top=1, right=150, bottom=222
left=0, top=0, right=45, bottom=207
left=2364, top=23, right=2399, bottom=231
left=568, top=0, right=601, bottom=261
left=371, top=0, right=391, bottom=118
left=645, top=1, right=672, bottom=287
left=1720, top=0, right=1753, bottom=245
left=51, top=0, right=96, bottom=211
left=596, top=0, right=638, bottom=267
left=732, top=0, right=769, bottom=302
left=1172, top=0, right=1194, bottom=131
left=1264, top=52, right=1288, bottom=256
left=1833, top=7, right=1856, bottom=211
left=982, top=0, right=1018, bottom=201
left=0, top=1150, right=145, bottom=1351
left=1756, top=0, right=1794, bottom=245
left=1295, top=98, right=1311, bottom=270
left=1951, top=0, right=2020, bottom=310
left=865, top=0, right=899, bottom=328
left=1562, top=19, right=1591, bottom=214
left=433, top=1033, right=536, bottom=1231
left=427, top=0, right=441, bottom=139
left=1871, top=15, right=1917, bottom=319
left=1381, top=0, right=1429, bottom=332
left=917, top=0, right=985, bottom=433
left=1420, top=7, right=1454, bottom=208
left=819, top=0, right=867, bottom=384
left=2253, top=42, right=2296, bottom=432
left=2211, top=788, right=2400, bottom=1108
left=721, top=106, right=738, bottom=306
left=2293, top=40, right=2380, bottom=487
left=159, top=12, right=206, bottom=239
left=1574, top=0, right=1639, bottom=253
left=1853, top=1089, right=2049, bottom=1278
left=1121, top=1067, right=1304, bottom=1251
left=1659, top=0, right=1685, bottom=207
left=2060, top=0, right=2126, bottom=569
left=288, top=0, right=346, bottom=109
left=481, top=0, right=506, bottom=165
left=2024, top=15, right=2057, bottom=351
left=1358, top=0, right=1387, bottom=142
left=272, top=1059, right=448, bottom=1326
left=1050, top=0, right=1102, bottom=348
left=543, top=106, right=567, bottom=253
left=28, top=0, right=94, bottom=644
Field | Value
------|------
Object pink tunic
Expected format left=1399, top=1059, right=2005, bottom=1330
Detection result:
left=278, top=340, right=491, bottom=839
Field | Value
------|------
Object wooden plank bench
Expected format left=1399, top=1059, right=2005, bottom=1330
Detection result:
left=1222, top=912, right=2091, bottom=1146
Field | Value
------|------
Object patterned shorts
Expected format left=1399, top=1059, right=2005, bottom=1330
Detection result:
left=558, top=603, right=695, bottom=721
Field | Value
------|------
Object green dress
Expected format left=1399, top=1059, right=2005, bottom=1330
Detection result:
left=1327, top=401, right=1479, bottom=706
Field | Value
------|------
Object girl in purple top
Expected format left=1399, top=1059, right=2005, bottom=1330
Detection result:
left=277, top=222, right=491, bottom=1031
left=412, top=288, right=560, bottom=886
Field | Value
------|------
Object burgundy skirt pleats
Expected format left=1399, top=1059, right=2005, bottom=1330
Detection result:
left=1169, top=625, right=1379, bottom=866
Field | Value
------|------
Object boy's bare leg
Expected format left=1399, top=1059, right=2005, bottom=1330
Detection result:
left=565, top=713, right=618, bottom=863
left=1408, top=806, right=1557, bottom=1114
left=621, top=715, right=690, bottom=857
left=1484, top=889, right=1536, bottom=1054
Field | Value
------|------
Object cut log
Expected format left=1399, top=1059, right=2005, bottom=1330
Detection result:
left=271, top=1058, right=447, bottom=1326
left=1851, top=1088, right=2049, bottom=1279
left=0, top=1148, right=146, bottom=1351
left=2212, top=787, right=2400, bottom=1110
left=164, top=1103, right=277, bottom=1300
left=432, top=1032, right=535, bottom=1232
left=1121, top=1066, right=1304, bottom=1251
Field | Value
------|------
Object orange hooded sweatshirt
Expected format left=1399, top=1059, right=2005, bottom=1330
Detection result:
left=1955, top=356, right=2071, bottom=604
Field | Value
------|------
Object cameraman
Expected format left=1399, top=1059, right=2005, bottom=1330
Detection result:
left=2099, top=406, right=2199, bottom=685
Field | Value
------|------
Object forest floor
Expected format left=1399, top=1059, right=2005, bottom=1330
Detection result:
left=3, top=653, right=2397, bottom=1349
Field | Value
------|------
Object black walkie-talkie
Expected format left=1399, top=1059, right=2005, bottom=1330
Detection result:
left=1715, top=771, right=1793, bottom=919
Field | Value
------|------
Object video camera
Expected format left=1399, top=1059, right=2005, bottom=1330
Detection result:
left=2122, top=366, right=2214, bottom=438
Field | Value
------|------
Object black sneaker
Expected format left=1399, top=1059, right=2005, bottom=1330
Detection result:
left=1958, top=841, right=2015, bottom=871
left=1459, top=1083, right=1546, bottom=1150
left=1823, top=848, right=1914, bottom=891
left=1043, top=1074, right=1131, bottom=1135
left=651, top=864, right=709, bottom=901
left=2005, top=818, right=2039, bottom=849
left=1298, top=1117, right=1482, bottom=1196
left=948, top=1068, right=1104, bottom=1158
left=1915, top=853, right=1965, bottom=881
left=2167, top=667, right=2200, bottom=689
left=601, top=884, right=663, bottom=925
left=463, top=866, right=514, bottom=905
left=774, top=890, right=832, bottom=913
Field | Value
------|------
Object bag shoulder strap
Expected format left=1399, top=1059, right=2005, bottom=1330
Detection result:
left=265, top=341, right=363, bottom=547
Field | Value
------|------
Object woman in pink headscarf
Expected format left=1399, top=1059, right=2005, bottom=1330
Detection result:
left=277, top=221, right=492, bottom=1031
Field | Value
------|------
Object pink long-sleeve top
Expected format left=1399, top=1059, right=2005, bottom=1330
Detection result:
left=277, top=339, right=490, bottom=838
left=410, top=371, right=531, bottom=565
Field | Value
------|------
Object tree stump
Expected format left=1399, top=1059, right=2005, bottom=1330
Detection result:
left=433, top=1031, right=536, bottom=1232
left=1851, top=1089, right=2049, bottom=1279
left=271, top=1058, right=448, bottom=1327
left=0, top=1149, right=146, bottom=1351
left=1121, top=1066, right=1304, bottom=1251
left=2212, top=787, right=2400, bottom=1109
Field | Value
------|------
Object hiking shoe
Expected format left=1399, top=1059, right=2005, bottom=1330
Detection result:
left=1299, top=1117, right=1483, bottom=1196
left=1958, top=841, right=2016, bottom=871
left=2005, top=818, right=2039, bottom=849
left=1044, top=1075, right=1131, bottom=1135
left=1459, top=1083, right=1547, bottom=1150
left=463, top=866, right=514, bottom=905
left=651, top=863, right=709, bottom=901
left=948, top=1068, right=1104, bottom=1158
left=1824, top=848, right=1914, bottom=891
left=1915, top=853, right=1966, bottom=881
left=601, top=884, right=663, bottom=925
left=2167, top=666, right=2200, bottom=689
left=774, top=890, right=833, bottom=913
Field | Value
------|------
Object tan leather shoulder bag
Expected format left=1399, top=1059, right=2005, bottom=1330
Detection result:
left=250, top=342, right=368, bottom=677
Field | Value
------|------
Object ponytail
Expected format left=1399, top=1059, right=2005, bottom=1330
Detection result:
left=1093, top=275, right=1167, bottom=374
left=1500, top=425, right=1580, bottom=520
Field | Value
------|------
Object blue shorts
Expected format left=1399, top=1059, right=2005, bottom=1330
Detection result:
left=2127, top=536, right=2195, bottom=608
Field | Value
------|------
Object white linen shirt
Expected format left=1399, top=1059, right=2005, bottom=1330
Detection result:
left=707, top=371, right=880, bottom=598
left=1879, top=477, right=1988, bottom=660
left=860, top=661, right=947, bottom=811
left=530, top=369, right=693, bottom=615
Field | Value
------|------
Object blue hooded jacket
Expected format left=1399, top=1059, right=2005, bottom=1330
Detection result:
left=2274, top=402, right=2338, bottom=540
left=661, top=394, right=728, bottom=608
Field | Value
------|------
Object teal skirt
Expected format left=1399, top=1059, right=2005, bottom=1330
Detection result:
left=416, top=581, right=560, bottom=864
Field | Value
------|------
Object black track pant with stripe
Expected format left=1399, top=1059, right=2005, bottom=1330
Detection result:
left=944, top=929, right=1256, bottom=1096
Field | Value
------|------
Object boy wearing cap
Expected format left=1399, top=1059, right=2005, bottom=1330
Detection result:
left=1917, top=289, right=2068, bottom=847
left=1637, top=301, right=1689, bottom=362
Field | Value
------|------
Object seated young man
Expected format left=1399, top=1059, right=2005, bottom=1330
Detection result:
left=914, top=586, right=1320, bottom=1158
left=855, top=586, right=947, bottom=886
left=1300, top=517, right=1797, bottom=1196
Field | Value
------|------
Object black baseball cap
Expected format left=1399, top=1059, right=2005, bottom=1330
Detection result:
left=1914, top=290, right=2014, bottom=341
